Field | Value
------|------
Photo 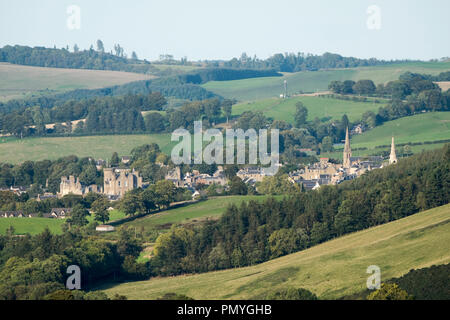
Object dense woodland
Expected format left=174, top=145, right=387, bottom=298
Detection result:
left=149, top=145, right=449, bottom=275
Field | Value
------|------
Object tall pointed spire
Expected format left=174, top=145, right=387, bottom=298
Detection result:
left=389, top=136, right=398, bottom=164
left=343, top=127, right=352, bottom=168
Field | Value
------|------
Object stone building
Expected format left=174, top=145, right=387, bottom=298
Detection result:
left=389, top=137, right=398, bottom=164
left=58, top=176, right=102, bottom=198
left=103, top=168, right=143, bottom=198
left=343, top=127, right=352, bottom=169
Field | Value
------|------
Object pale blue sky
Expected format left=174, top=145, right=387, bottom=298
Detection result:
left=0, top=0, right=449, bottom=61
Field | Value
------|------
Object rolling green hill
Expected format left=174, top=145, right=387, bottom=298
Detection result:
left=322, top=112, right=450, bottom=159
left=100, top=203, right=450, bottom=300
left=0, top=62, right=155, bottom=102
left=232, top=95, right=383, bottom=123
left=350, top=112, right=450, bottom=148
left=0, top=134, right=174, bottom=164
left=202, top=62, right=450, bottom=101
left=122, top=195, right=282, bottom=232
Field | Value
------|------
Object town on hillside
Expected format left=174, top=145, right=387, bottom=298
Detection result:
left=0, top=129, right=399, bottom=220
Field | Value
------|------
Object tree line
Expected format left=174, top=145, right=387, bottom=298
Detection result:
left=221, top=52, right=412, bottom=72
left=0, top=44, right=155, bottom=74
left=1, top=92, right=167, bottom=137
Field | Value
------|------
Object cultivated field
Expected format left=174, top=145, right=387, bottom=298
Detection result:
left=202, top=61, right=450, bottom=101
left=0, top=63, right=155, bottom=101
left=0, top=134, right=173, bottom=164
left=100, top=203, right=450, bottom=300
left=233, top=96, right=384, bottom=123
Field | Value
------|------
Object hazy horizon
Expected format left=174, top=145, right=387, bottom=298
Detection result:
left=1, top=0, right=449, bottom=62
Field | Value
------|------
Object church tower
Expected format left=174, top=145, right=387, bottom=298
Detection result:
left=389, top=136, right=398, bottom=164
left=343, top=127, right=352, bottom=168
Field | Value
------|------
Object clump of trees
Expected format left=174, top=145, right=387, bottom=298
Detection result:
left=0, top=226, right=146, bottom=300
left=265, top=287, right=318, bottom=300
left=367, top=283, right=413, bottom=300
left=119, top=180, right=189, bottom=217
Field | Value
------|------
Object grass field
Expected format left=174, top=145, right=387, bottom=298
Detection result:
left=323, top=142, right=449, bottom=160
left=350, top=112, right=450, bottom=148
left=0, top=217, right=64, bottom=235
left=0, top=209, right=127, bottom=236
left=202, top=62, right=450, bottom=101
left=321, top=112, right=450, bottom=159
left=0, top=134, right=174, bottom=164
left=233, top=96, right=383, bottom=123
left=123, top=195, right=282, bottom=232
left=100, top=203, right=450, bottom=300
left=0, top=63, right=155, bottom=102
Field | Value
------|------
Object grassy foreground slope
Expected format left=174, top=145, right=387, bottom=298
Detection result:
left=101, top=203, right=450, bottom=300
left=0, top=134, right=173, bottom=164
left=0, top=63, right=155, bottom=102
left=202, top=62, right=450, bottom=101
left=233, top=96, right=383, bottom=123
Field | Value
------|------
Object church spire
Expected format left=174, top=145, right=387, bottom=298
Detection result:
left=343, top=127, right=352, bottom=168
left=389, top=136, right=398, bottom=164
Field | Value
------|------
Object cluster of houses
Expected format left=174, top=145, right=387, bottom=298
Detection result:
left=288, top=156, right=384, bottom=191
left=0, top=208, right=71, bottom=219
left=288, top=130, right=397, bottom=191
left=165, top=166, right=228, bottom=189
left=1, top=131, right=399, bottom=222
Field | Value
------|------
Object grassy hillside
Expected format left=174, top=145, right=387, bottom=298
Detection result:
left=0, top=62, right=155, bottom=101
left=123, top=195, right=282, bottom=232
left=202, top=62, right=450, bottom=101
left=233, top=96, right=383, bottom=123
left=350, top=112, right=450, bottom=148
left=100, top=203, right=450, bottom=300
left=0, top=134, right=173, bottom=164
left=322, top=112, right=450, bottom=159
